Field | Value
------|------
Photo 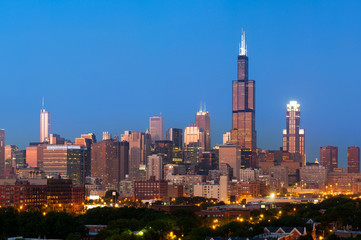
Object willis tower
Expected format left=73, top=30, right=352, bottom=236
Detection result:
left=231, top=30, right=257, bottom=150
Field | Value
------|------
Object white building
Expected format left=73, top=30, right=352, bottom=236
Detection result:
left=149, top=115, right=164, bottom=143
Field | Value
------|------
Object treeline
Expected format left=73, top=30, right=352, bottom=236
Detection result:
left=1, top=196, right=361, bottom=240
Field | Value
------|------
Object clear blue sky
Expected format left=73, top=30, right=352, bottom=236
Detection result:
left=1, top=0, right=360, bottom=168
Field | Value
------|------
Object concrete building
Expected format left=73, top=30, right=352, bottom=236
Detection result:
left=219, top=143, right=242, bottom=180
left=43, top=145, right=87, bottom=185
left=193, top=175, right=228, bottom=202
left=300, top=164, right=327, bottom=189
left=320, top=146, right=338, bottom=172
left=184, top=124, right=205, bottom=165
left=91, top=140, right=129, bottom=185
left=134, top=180, right=168, bottom=200
left=0, top=129, right=5, bottom=174
left=223, top=132, right=231, bottom=144
left=348, top=146, right=360, bottom=173
left=195, top=108, right=211, bottom=150
left=282, top=101, right=305, bottom=160
left=269, top=166, right=288, bottom=191
left=239, top=168, right=263, bottom=182
left=149, top=115, right=164, bottom=143
left=147, top=154, right=163, bottom=180
left=128, top=131, right=151, bottom=180
left=40, top=101, right=50, bottom=143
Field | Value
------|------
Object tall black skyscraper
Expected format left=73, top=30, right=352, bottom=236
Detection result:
left=231, top=30, right=257, bottom=150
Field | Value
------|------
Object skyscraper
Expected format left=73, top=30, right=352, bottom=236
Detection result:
left=40, top=99, right=50, bottom=143
left=91, top=140, right=129, bottom=185
left=183, top=124, right=205, bottom=165
left=128, top=131, right=151, bottom=180
left=223, top=132, right=231, bottom=144
left=348, top=146, right=360, bottom=173
left=195, top=106, right=211, bottom=150
left=219, top=143, right=242, bottom=180
left=166, top=128, right=183, bottom=163
left=149, top=115, right=164, bottom=143
left=231, top=30, right=257, bottom=150
left=42, top=145, right=87, bottom=185
left=0, top=129, right=5, bottom=174
left=320, top=146, right=338, bottom=172
left=147, top=154, right=163, bottom=180
left=282, top=101, right=305, bottom=161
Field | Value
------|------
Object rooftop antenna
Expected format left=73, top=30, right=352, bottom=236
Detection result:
left=204, top=102, right=206, bottom=112
left=42, top=97, right=45, bottom=109
left=199, top=101, right=202, bottom=112
left=239, top=29, right=247, bottom=56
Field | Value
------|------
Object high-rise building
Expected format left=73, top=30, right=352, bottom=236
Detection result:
left=91, top=140, right=129, bottom=185
left=320, top=146, right=338, bottom=172
left=5, top=145, right=18, bottom=168
left=147, top=154, right=163, bottom=180
left=282, top=101, right=305, bottom=160
left=0, top=129, right=5, bottom=174
left=75, top=133, right=97, bottom=177
left=195, top=107, right=211, bottom=150
left=198, top=151, right=218, bottom=175
left=166, top=128, right=183, bottom=162
left=219, top=143, right=242, bottom=180
left=231, top=31, right=257, bottom=150
left=14, top=150, right=27, bottom=169
left=128, top=131, right=151, bottom=180
left=184, top=124, right=205, bottom=165
left=153, top=140, right=173, bottom=164
left=223, top=132, right=231, bottom=144
left=40, top=100, right=50, bottom=143
left=49, top=134, right=65, bottom=145
left=150, top=115, right=164, bottom=143
left=167, top=128, right=183, bottom=149
left=102, top=131, right=112, bottom=140
left=121, top=131, right=132, bottom=142
left=348, top=146, right=360, bottom=173
left=42, top=145, right=87, bottom=185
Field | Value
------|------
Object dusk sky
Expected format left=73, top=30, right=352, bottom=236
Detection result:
left=0, top=1, right=360, bottom=168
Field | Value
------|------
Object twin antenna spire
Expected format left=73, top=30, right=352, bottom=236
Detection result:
left=239, top=29, right=247, bottom=56
left=42, top=97, right=45, bottom=110
left=199, top=101, right=207, bottom=112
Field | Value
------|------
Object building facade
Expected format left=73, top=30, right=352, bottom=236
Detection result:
left=219, top=144, right=242, bottom=180
left=320, top=146, right=338, bottom=172
left=91, top=140, right=129, bottom=185
left=42, top=145, right=87, bottom=185
left=195, top=109, right=211, bottom=150
left=147, top=154, right=163, bottom=180
left=128, top=131, right=151, bottom=180
left=0, top=129, right=5, bottom=174
left=348, top=146, right=360, bottom=173
left=231, top=31, right=257, bottom=150
left=149, top=115, right=164, bottom=143
left=282, top=101, right=305, bottom=161
left=40, top=107, right=50, bottom=143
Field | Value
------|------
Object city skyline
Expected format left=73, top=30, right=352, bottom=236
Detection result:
left=0, top=1, right=361, bottom=168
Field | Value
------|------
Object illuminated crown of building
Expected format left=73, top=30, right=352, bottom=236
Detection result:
left=287, top=101, right=300, bottom=111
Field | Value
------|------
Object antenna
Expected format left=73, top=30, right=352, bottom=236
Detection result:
left=204, top=102, right=206, bottom=112
left=42, top=97, right=44, bottom=109
left=199, top=101, right=202, bottom=112
left=239, top=29, right=247, bottom=56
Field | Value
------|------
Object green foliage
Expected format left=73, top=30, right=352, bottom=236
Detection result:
left=297, top=234, right=314, bottom=240
left=2, top=195, right=361, bottom=239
